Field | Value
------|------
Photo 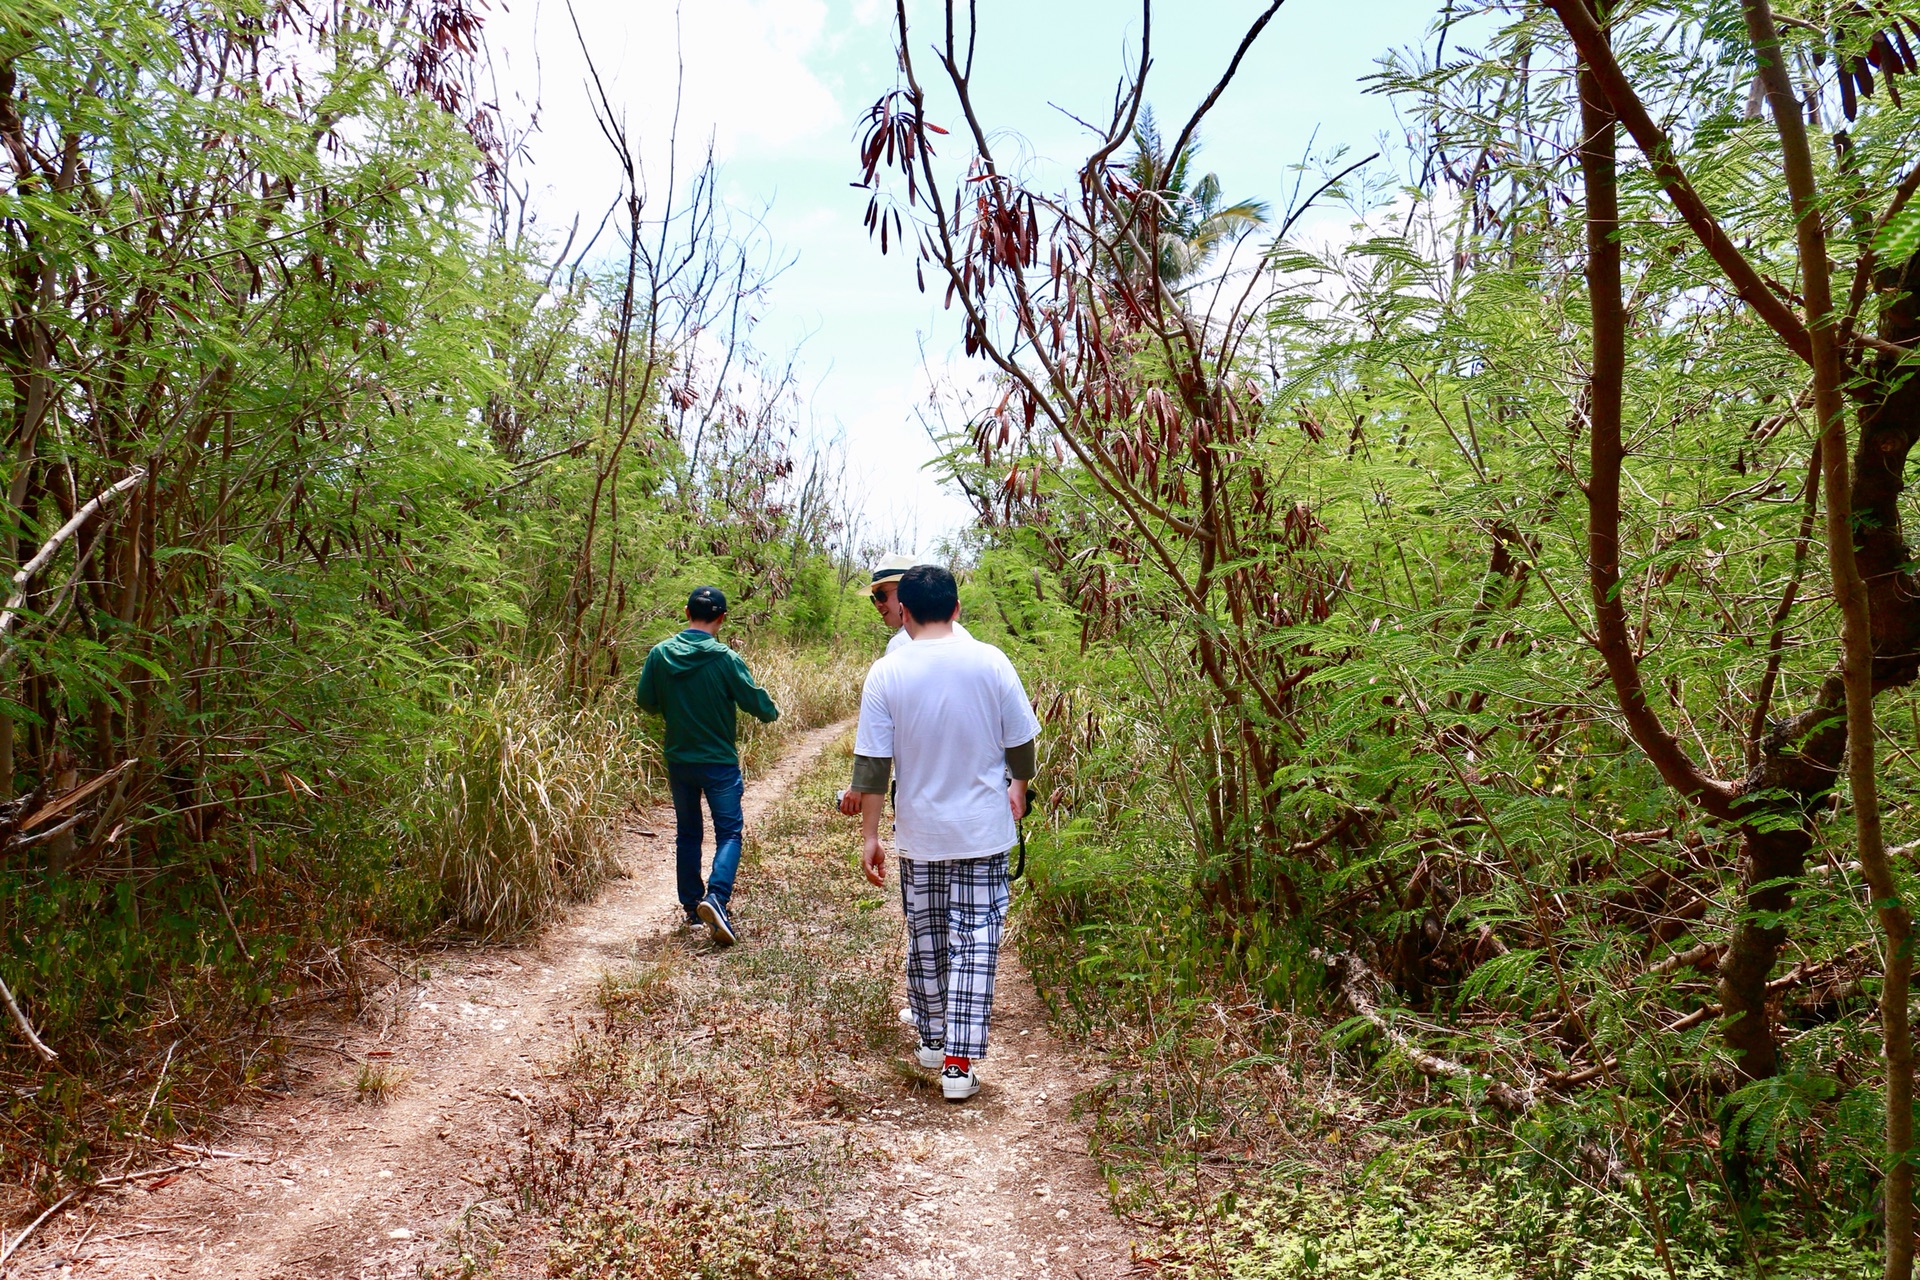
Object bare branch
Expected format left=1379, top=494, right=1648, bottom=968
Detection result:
left=0, top=968, right=56, bottom=1062
left=1544, top=0, right=1814, bottom=365
left=0, top=466, right=147, bottom=642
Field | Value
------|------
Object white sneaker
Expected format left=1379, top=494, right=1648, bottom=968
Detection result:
left=941, top=1063, right=980, bottom=1102
left=898, top=1006, right=914, bottom=1025
left=914, top=1043, right=943, bottom=1070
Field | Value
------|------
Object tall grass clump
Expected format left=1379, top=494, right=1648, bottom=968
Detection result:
left=403, top=666, right=653, bottom=938
left=732, top=644, right=868, bottom=774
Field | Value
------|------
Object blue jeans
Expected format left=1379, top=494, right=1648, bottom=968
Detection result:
left=666, top=762, right=744, bottom=916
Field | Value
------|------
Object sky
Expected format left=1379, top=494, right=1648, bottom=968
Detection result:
left=480, top=0, right=1448, bottom=555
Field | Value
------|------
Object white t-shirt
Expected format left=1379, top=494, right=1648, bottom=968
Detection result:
left=856, top=632, right=1041, bottom=861
left=884, top=619, right=971, bottom=654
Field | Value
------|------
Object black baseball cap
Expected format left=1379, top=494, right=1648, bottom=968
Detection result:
left=687, top=586, right=728, bottom=620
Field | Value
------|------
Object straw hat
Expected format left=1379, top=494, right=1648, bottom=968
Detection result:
left=860, top=553, right=921, bottom=596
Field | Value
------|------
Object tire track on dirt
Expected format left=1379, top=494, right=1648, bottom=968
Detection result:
left=9, top=719, right=855, bottom=1280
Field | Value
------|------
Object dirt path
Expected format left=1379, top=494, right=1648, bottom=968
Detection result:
left=8, top=719, right=1141, bottom=1279
left=847, top=975, right=1141, bottom=1280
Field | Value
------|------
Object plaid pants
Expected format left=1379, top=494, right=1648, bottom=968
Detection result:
left=899, top=853, right=1009, bottom=1061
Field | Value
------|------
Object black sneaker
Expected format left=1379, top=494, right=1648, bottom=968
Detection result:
left=697, top=895, right=736, bottom=946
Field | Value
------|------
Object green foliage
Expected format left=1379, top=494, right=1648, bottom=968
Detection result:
left=1112, top=106, right=1270, bottom=286
left=1143, top=1163, right=1876, bottom=1279
left=880, top=2, right=1920, bottom=1267
left=0, top=0, right=863, bottom=1191
left=779, top=557, right=841, bottom=644
left=1874, top=203, right=1920, bottom=264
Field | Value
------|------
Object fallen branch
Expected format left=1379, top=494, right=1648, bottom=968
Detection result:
left=0, top=971, right=57, bottom=1063
left=0, top=1188, right=83, bottom=1273
left=1286, top=809, right=1363, bottom=859
left=1551, top=1058, right=1619, bottom=1087
left=1664, top=1006, right=1715, bottom=1034
left=1645, top=940, right=1723, bottom=978
left=266, top=987, right=352, bottom=1011
left=0, top=1141, right=271, bottom=1271
left=164, top=1141, right=270, bottom=1163
left=1554, top=943, right=1874, bottom=1085
left=0, top=1159, right=189, bottom=1272
left=5, top=813, right=81, bottom=849
left=1313, top=949, right=1535, bottom=1112
left=10, top=759, right=136, bottom=839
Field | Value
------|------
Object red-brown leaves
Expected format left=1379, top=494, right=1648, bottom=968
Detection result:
left=855, top=90, right=944, bottom=266
left=1296, top=406, right=1326, bottom=443
left=863, top=196, right=905, bottom=256
left=856, top=91, right=931, bottom=204
left=1282, top=501, right=1325, bottom=550
left=970, top=180, right=1040, bottom=274
left=1832, top=3, right=1920, bottom=118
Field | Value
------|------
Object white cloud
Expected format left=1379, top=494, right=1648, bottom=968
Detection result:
left=485, top=0, right=844, bottom=233
left=638, top=0, right=840, bottom=156
left=832, top=350, right=982, bottom=553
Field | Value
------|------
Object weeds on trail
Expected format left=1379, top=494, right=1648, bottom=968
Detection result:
left=550, top=1196, right=854, bottom=1280
left=471, top=738, right=893, bottom=1278
left=402, top=664, right=648, bottom=939
left=353, top=1060, right=413, bottom=1105
left=1134, top=1159, right=1878, bottom=1279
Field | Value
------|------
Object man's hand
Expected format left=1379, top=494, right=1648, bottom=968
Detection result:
left=1008, top=777, right=1029, bottom=822
left=858, top=789, right=886, bottom=885
left=837, top=788, right=862, bottom=817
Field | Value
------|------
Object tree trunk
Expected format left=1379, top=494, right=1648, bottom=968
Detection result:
left=1743, top=4, right=1910, bottom=1271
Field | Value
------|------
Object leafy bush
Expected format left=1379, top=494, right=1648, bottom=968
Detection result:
left=1142, top=1164, right=1877, bottom=1279
left=780, top=557, right=842, bottom=644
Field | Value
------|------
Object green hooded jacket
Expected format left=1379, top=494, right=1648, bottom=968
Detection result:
left=635, top=629, right=780, bottom=767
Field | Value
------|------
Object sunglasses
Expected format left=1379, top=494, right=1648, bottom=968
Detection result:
left=870, top=586, right=896, bottom=607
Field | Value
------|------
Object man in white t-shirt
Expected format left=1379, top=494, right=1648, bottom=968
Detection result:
left=836, top=553, right=971, bottom=818
left=850, top=564, right=1041, bottom=1102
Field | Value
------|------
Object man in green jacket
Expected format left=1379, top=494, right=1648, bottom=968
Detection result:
left=635, top=586, right=780, bottom=945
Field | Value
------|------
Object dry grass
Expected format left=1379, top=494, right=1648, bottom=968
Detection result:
left=455, top=737, right=901, bottom=1278
left=401, top=663, right=652, bottom=938
left=353, top=1059, right=414, bottom=1105
left=733, top=643, right=867, bottom=776
left=400, top=643, right=861, bottom=943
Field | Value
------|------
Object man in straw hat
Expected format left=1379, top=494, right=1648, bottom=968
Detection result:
left=837, top=553, right=970, bottom=817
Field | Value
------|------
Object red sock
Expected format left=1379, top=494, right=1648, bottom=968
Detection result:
left=943, top=1054, right=970, bottom=1071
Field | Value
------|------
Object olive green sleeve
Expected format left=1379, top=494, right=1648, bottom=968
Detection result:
left=1005, top=738, right=1037, bottom=781
left=851, top=753, right=892, bottom=794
